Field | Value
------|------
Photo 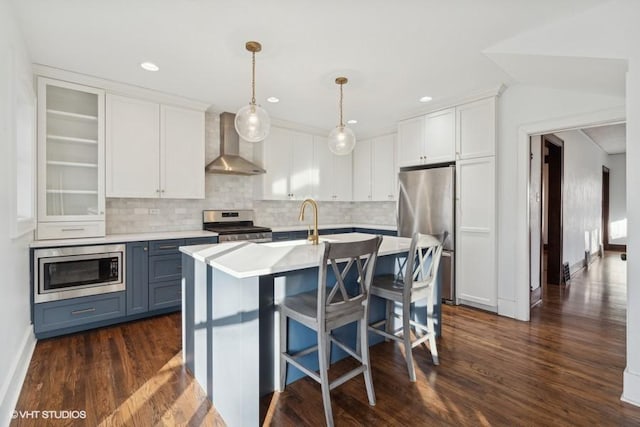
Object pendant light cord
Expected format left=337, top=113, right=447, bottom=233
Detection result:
left=339, top=82, right=344, bottom=127
left=251, top=51, right=256, bottom=106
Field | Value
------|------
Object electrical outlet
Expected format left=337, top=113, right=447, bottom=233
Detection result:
left=149, top=208, right=160, bottom=215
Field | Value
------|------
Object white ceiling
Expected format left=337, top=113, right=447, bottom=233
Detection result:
left=583, top=123, right=626, bottom=154
left=11, top=0, right=609, bottom=138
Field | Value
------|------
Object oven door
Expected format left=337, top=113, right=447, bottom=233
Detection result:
left=34, top=244, right=126, bottom=303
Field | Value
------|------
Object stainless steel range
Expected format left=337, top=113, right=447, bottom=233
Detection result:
left=203, top=210, right=272, bottom=243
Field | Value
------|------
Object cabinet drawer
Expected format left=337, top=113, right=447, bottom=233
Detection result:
left=290, top=230, right=309, bottom=240
left=272, top=232, right=291, bottom=241
left=149, top=254, right=182, bottom=282
left=149, top=239, right=184, bottom=256
left=34, top=292, right=125, bottom=333
left=37, top=221, right=105, bottom=240
left=149, top=280, right=181, bottom=310
left=185, top=236, right=218, bottom=246
left=319, top=228, right=353, bottom=235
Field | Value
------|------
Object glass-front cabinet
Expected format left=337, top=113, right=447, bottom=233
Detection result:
left=37, top=78, right=106, bottom=239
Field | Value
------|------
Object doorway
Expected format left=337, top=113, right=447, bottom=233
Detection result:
left=542, top=134, right=564, bottom=286
left=602, top=166, right=611, bottom=250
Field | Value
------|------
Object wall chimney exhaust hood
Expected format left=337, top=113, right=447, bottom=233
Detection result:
left=205, top=112, right=266, bottom=175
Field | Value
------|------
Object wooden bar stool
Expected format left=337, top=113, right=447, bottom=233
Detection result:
left=278, top=235, right=383, bottom=427
left=368, top=232, right=446, bottom=382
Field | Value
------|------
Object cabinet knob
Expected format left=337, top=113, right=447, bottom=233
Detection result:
left=161, top=189, right=165, bottom=193
left=156, top=189, right=160, bottom=193
left=143, top=247, right=148, bottom=251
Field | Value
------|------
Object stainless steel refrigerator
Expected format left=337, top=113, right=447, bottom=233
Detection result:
left=398, top=165, right=455, bottom=303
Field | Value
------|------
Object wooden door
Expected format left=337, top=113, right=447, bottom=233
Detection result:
left=544, top=135, right=563, bottom=285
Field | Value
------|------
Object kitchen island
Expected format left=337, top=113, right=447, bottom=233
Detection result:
left=180, top=233, right=441, bottom=426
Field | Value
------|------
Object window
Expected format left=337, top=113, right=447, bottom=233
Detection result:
left=10, top=68, right=36, bottom=238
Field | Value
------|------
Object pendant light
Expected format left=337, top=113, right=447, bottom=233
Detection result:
left=327, top=77, right=356, bottom=155
left=235, top=41, right=271, bottom=142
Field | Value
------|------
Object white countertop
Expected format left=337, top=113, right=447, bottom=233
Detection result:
left=270, top=223, right=396, bottom=232
left=180, top=232, right=411, bottom=279
left=30, top=230, right=218, bottom=248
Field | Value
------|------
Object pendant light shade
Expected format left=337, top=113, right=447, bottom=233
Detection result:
left=235, top=41, right=270, bottom=142
left=327, top=77, right=356, bottom=155
left=328, top=125, right=356, bottom=155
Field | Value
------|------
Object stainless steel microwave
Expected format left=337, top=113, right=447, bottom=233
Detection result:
left=33, top=244, right=126, bottom=303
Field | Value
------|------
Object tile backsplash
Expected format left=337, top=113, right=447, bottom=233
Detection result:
left=106, top=112, right=396, bottom=234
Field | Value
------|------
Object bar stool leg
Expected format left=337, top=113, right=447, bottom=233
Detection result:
left=402, top=304, right=417, bottom=382
left=317, top=328, right=334, bottom=427
left=360, top=318, right=376, bottom=406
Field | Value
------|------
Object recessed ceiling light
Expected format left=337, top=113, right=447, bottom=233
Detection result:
left=347, top=119, right=358, bottom=124
left=419, top=96, right=433, bottom=103
left=266, top=96, right=280, bottom=103
left=140, top=62, right=159, bottom=72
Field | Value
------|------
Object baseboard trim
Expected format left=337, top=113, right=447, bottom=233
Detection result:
left=0, top=326, right=36, bottom=427
left=622, top=368, right=640, bottom=407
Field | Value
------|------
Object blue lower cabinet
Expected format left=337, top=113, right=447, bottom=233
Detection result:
left=34, top=292, right=126, bottom=334
left=272, top=232, right=291, bottom=241
left=185, top=236, right=218, bottom=245
left=126, top=242, right=149, bottom=315
left=149, top=280, right=181, bottom=310
left=318, top=228, right=354, bottom=235
left=290, top=230, right=308, bottom=240
left=354, top=227, right=397, bottom=236
left=32, top=236, right=219, bottom=338
left=149, top=254, right=182, bottom=282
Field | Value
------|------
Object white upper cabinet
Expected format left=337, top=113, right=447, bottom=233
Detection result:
left=352, top=139, right=372, bottom=201
left=37, top=78, right=106, bottom=239
left=456, top=97, right=496, bottom=160
left=313, top=136, right=352, bottom=201
left=423, top=108, right=455, bottom=164
left=160, top=105, right=205, bottom=199
left=106, top=95, right=160, bottom=198
left=354, top=135, right=397, bottom=201
left=254, top=126, right=314, bottom=200
left=397, top=108, right=455, bottom=167
left=106, top=94, right=205, bottom=199
left=397, top=116, right=424, bottom=167
left=371, top=134, right=397, bottom=201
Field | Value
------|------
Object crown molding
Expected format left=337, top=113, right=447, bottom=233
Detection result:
left=399, top=83, right=507, bottom=122
left=33, top=64, right=211, bottom=111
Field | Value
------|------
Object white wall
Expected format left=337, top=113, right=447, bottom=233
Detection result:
left=0, top=0, right=36, bottom=424
left=485, top=0, right=640, bottom=405
left=608, top=153, right=627, bottom=245
left=625, top=58, right=640, bottom=406
left=554, top=130, right=608, bottom=266
left=529, top=135, right=542, bottom=292
left=497, top=84, right=625, bottom=315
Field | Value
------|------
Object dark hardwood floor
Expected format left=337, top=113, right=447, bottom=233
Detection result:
left=12, top=252, right=640, bottom=426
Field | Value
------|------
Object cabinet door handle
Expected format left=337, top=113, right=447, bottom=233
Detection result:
left=62, top=228, right=85, bottom=232
left=71, top=307, right=96, bottom=315
left=158, top=245, right=178, bottom=250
